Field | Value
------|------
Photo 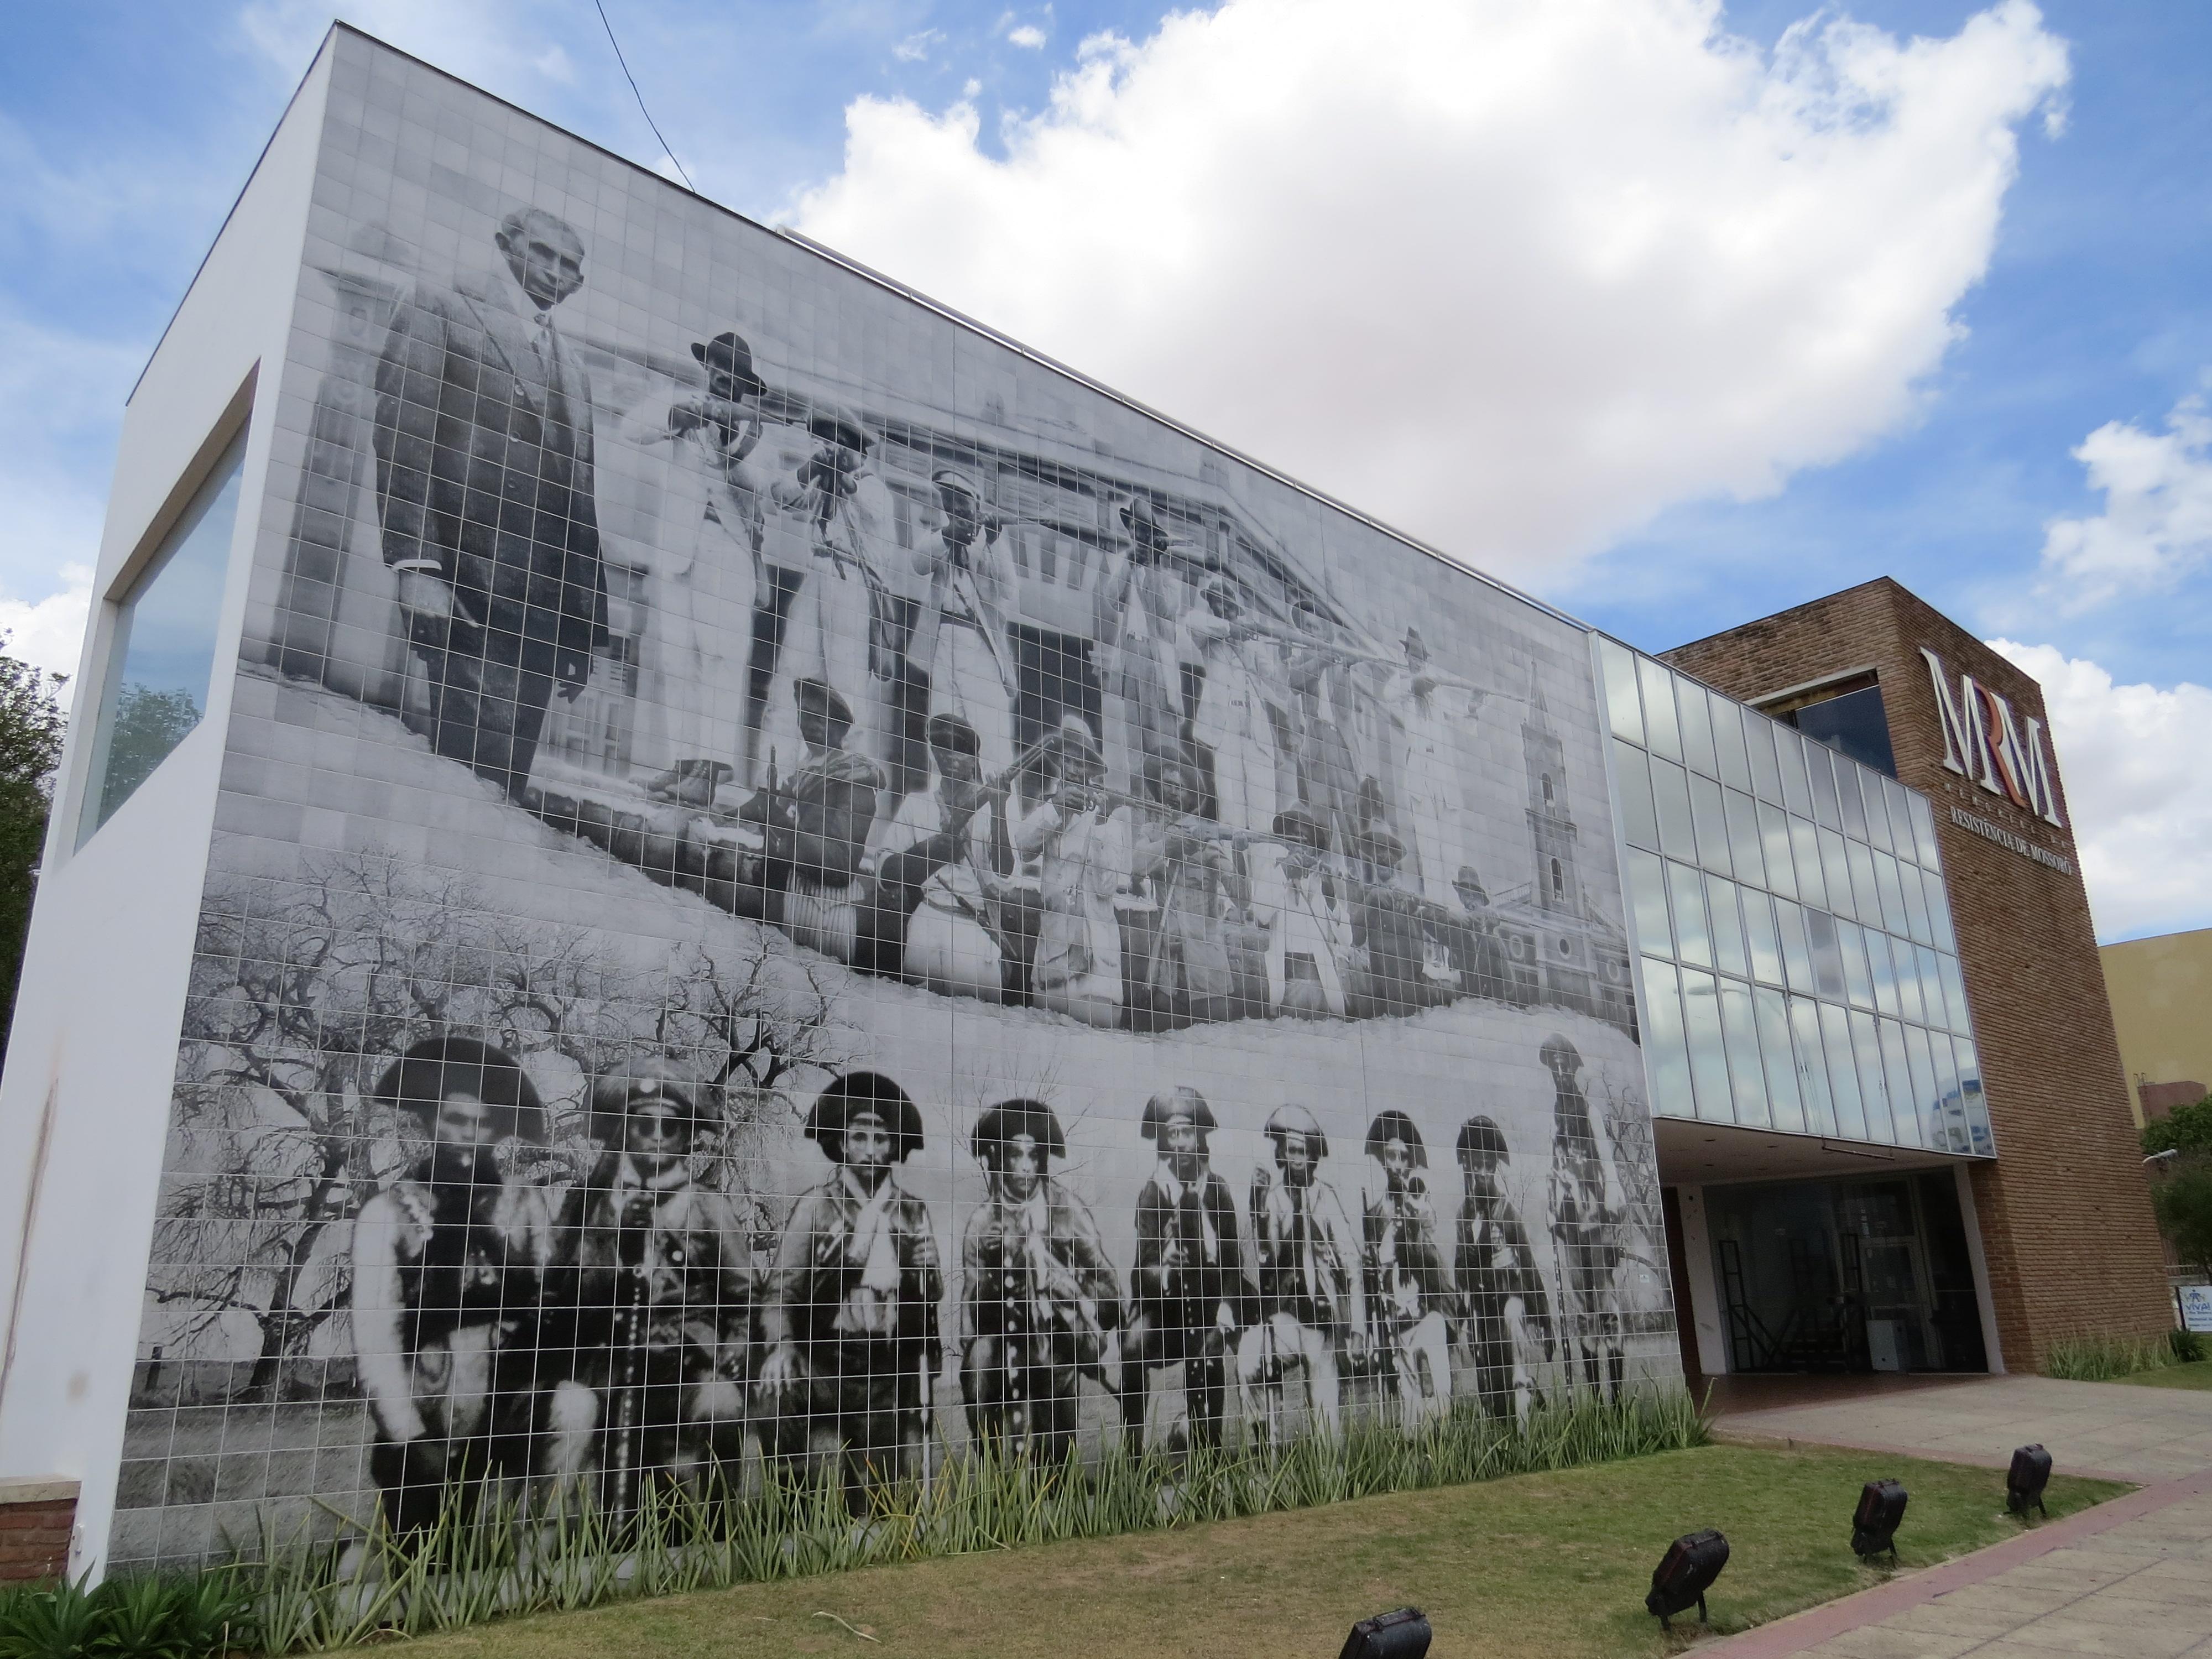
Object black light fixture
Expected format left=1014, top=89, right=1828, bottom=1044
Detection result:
left=1851, top=1479, right=1909, bottom=1562
left=1338, top=1607, right=1431, bottom=1658
left=1646, top=1530, right=1729, bottom=1631
left=2007, top=1444, right=2053, bottom=1519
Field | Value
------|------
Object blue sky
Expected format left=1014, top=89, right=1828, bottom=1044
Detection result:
left=1, top=1, right=2206, bottom=939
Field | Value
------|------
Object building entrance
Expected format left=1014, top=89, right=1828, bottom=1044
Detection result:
left=1705, top=1171, right=1986, bottom=1375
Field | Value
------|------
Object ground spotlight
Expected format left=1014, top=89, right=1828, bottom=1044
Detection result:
left=1851, top=1479, right=1908, bottom=1562
left=2007, top=1444, right=2052, bottom=1519
left=1646, top=1529, right=1729, bottom=1631
left=1337, top=1606, right=1431, bottom=1658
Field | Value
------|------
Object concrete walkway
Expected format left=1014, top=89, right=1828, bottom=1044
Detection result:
left=1713, top=1374, right=2212, bottom=1483
left=1704, top=1375, right=2212, bottom=1657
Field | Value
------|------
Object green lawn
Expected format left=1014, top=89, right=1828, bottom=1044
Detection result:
left=398, top=1444, right=2126, bottom=1659
left=2111, top=1360, right=2212, bottom=1391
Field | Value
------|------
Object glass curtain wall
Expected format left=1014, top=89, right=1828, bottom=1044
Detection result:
left=1594, top=636, right=1994, bottom=1157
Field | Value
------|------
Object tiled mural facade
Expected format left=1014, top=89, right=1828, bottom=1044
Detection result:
left=113, top=35, right=1677, bottom=1567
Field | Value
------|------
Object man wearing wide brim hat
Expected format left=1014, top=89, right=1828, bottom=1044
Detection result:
left=904, top=465, right=1016, bottom=788
left=1015, top=714, right=1134, bottom=1030
left=1246, top=805, right=1352, bottom=1020
left=760, top=1072, right=941, bottom=1511
left=737, top=676, right=886, bottom=964
left=958, top=1098, right=1119, bottom=1462
left=1121, top=1086, right=1248, bottom=1454
left=857, top=710, right=1017, bottom=999
left=1453, top=1113, right=1553, bottom=1425
left=1239, top=1101, right=1363, bottom=1444
left=541, top=1056, right=753, bottom=1507
left=1362, top=1109, right=1454, bottom=1433
left=1543, top=1033, right=1626, bottom=1407
left=622, top=328, right=770, bottom=791
left=351, top=1034, right=556, bottom=1536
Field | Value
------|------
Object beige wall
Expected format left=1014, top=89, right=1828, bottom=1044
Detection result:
left=2101, top=927, right=2212, bottom=1128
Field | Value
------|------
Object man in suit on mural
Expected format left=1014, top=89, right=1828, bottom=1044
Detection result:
left=373, top=206, right=609, bottom=802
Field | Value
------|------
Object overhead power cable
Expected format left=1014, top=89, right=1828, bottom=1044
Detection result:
left=592, top=0, right=697, bottom=191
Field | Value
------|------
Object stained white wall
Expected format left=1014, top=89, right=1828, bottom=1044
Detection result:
left=0, top=36, right=339, bottom=1579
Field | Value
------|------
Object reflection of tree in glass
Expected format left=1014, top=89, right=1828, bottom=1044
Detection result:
left=101, top=683, right=202, bottom=813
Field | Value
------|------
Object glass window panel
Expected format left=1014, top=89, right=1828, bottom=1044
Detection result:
left=1639, top=958, right=1695, bottom=1119
left=1680, top=968, right=1734, bottom=1124
left=1806, top=744, right=1842, bottom=830
left=1882, top=779, right=1919, bottom=864
left=1909, top=792, right=1942, bottom=867
left=1848, top=838, right=1882, bottom=924
left=1773, top=896, right=1815, bottom=992
left=1924, top=868, right=1959, bottom=954
left=1954, top=1037, right=1995, bottom=1155
left=1836, top=917, right=1876, bottom=1009
left=1867, top=928, right=1902, bottom=1017
left=1903, top=1025, right=1942, bottom=1151
left=1710, top=691, right=1752, bottom=792
left=1788, top=816, right=1828, bottom=910
left=1676, top=675, right=1719, bottom=778
left=1835, top=760, right=1868, bottom=839
left=1745, top=713, right=1783, bottom=803
left=1626, top=848, right=1673, bottom=958
left=1899, top=858, right=1932, bottom=943
left=1850, top=1010, right=1897, bottom=1144
left=1875, top=1019, right=1918, bottom=1147
left=1689, top=772, right=1731, bottom=876
left=1719, top=979, right=1768, bottom=1128
left=1775, top=731, right=1813, bottom=817
left=1888, top=933, right=1926, bottom=1024
left=1639, top=656, right=1682, bottom=760
left=1756, top=801, right=1797, bottom=899
left=1927, top=1032, right=1966, bottom=1154
left=1803, top=907, right=1846, bottom=1000
left=1872, top=850, right=1909, bottom=935
left=1706, top=872, right=1750, bottom=979
left=1862, top=775, right=1897, bottom=854
left=1791, top=996, right=1839, bottom=1136
left=1651, top=757, right=1698, bottom=863
left=1741, top=888, right=1785, bottom=985
left=1724, top=789, right=1765, bottom=888
left=1914, top=945, right=1947, bottom=1032
left=1667, top=859, right=1713, bottom=968
left=1819, top=1002, right=1869, bottom=1140
left=1598, top=637, right=1644, bottom=745
left=1755, top=987, right=1806, bottom=1133
left=81, top=439, right=243, bottom=841
left=1938, top=953, right=1971, bottom=1034
left=1614, top=740, right=1658, bottom=850
left=1818, top=827, right=1854, bottom=922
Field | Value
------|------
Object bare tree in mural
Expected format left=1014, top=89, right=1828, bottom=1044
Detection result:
left=151, top=851, right=849, bottom=1402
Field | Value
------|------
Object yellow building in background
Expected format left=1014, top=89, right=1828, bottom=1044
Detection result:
left=2101, top=926, right=2212, bottom=1128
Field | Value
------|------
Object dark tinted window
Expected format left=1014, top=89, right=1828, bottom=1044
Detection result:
left=1789, top=684, right=1896, bottom=778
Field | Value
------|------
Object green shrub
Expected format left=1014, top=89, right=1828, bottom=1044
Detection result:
left=233, top=1390, right=1705, bottom=1653
left=2173, top=1327, right=2208, bottom=1364
left=2042, top=1331, right=2177, bottom=1381
left=0, top=1571, right=246, bottom=1659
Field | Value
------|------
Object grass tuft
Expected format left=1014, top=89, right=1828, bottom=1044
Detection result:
left=2042, top=1330, right=2180, bottom=1381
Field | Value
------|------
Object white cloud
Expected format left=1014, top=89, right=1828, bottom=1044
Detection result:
left=893, top=29, right=943, bottom=63
left=0, top=567, right=93, bottom=705
left=1008, top=24, right=1047, bottom=50
left=794, top=0, right=2068, bottom=582
left=1989, top=639, right=2212, bottom=941
left=237, top=2, right=581, bottom=102
left=2038, top=392, right=2212, bottom=610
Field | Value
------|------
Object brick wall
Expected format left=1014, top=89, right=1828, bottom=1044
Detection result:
left=0, top=1479, right=76, bottom=1583
left=1663, top=577, right=2173, bottom=1369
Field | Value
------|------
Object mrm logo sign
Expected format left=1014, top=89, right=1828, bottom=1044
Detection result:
left=1919, top=648, right=2065, bottom=830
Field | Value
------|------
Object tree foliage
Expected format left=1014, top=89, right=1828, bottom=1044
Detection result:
left=0, top=632, right=68, bottom=1057
left=2151, top=1157, right=2212, bottom=1281
left=2141, top=1093, right=2212, bottom=1157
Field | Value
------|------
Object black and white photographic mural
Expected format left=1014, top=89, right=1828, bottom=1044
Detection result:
left=118, top=41, right=1675, bottom=1568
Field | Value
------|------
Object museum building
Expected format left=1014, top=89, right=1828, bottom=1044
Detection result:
left=0, top=27, right=2172, bottom=1580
